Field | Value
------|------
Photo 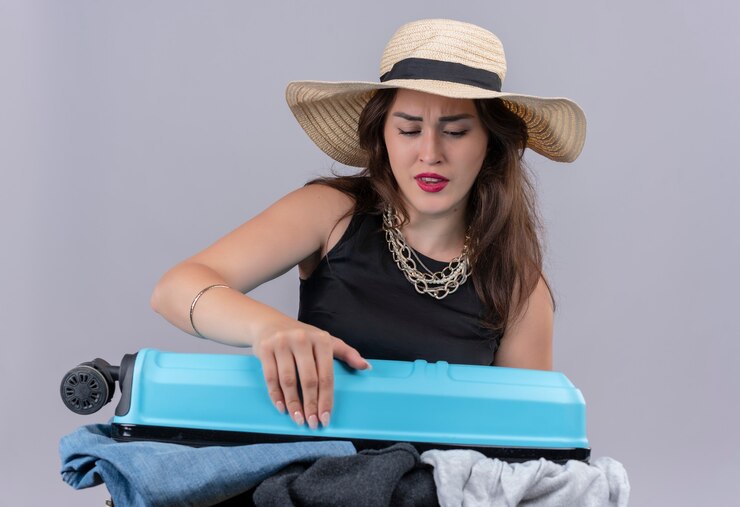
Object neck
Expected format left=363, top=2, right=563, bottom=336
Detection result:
left=397, top=204, right=468, bottom=262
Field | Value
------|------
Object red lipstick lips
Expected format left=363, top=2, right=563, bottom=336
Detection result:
left=415, top=173, right=449, bottom=193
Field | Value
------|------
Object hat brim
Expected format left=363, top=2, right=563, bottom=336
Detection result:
left=285, top=79, right=587, bottom=167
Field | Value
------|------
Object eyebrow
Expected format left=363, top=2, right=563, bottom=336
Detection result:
left=392, top=112, right=475, bottom=123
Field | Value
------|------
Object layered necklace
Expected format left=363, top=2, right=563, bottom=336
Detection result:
left=382, top=206, right=471, bottom=300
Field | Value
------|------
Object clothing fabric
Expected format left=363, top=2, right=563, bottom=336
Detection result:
left=59, top=423, right=356, bottom=507
left=253, top=442, right=438, bottom=507
left=420, top=450, right=630, bottom=507
left=298, top=211, right=500, bottom=365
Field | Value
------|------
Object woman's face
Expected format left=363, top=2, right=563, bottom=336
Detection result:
left=383, top=89, right=488, bottom=220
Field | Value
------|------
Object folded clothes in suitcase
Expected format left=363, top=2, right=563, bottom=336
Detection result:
left=60, top=348, right=590, bottom=463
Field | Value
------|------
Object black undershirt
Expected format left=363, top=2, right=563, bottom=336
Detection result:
left=298, top=212, right=500, bottom=365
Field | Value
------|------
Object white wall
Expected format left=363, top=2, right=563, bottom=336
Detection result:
left=2, top=1, right=738, bottom=504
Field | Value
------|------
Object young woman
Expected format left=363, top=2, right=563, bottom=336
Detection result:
left=150, top=19, right=586, bottom=432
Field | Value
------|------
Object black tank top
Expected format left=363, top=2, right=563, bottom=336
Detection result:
left=298, top=212, right=500, bottom=365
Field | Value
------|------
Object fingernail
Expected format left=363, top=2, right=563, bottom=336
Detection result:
left=275, top=401, right=286, bottom=414
left=320, top=411, right=331, bottom=427
left=293, top=411, right=304, bottom=426
left=307, top=414, right=319, bottom=430
left=364, top=361, right=373, bottom=371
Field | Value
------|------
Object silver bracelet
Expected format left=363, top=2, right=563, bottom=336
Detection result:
left=189, top=284, right=230, bottom=339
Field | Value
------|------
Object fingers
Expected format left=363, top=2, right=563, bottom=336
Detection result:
left=254, top=323, right=371, bottom=431
left=332, top=338, right=371, bottom=371
left=273, top=341, right=304, bottom=426
left=256, top=328, right=339, bottom=430
left=293, top=335, right=320, bottom=429
left=259, top=351, right=285, bottom=414
left=314, top=335, right=335, bottom=428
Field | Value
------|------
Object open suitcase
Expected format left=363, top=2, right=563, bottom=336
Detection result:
left=60, top=348, right=590, bottom=463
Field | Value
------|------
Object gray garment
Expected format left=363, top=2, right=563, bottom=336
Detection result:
left=420, top=450, right=630, bottom=507
left=253, top=443, right=438, bottom=507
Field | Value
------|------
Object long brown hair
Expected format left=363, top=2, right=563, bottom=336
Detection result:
left=308, top=88, right=549, bottom=335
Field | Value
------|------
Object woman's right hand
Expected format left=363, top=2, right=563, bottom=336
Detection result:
left=252, top=318, right=370, bottom=430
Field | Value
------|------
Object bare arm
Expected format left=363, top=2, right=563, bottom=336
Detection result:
left=493, top=276, right=554, bottom=370
left=150, top=184, right=369, bottom=429
left=150, top=184, right=342, bottom=343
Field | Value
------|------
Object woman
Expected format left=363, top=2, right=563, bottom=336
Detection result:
left=150, top=19, right=586, bottom=432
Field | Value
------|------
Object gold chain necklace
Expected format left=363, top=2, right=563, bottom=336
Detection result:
left=382, top=207, right=471, bottom=300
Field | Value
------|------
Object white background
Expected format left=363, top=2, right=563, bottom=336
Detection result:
left=2, top=1, right=738, bottom=505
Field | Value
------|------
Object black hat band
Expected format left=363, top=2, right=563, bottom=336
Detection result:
left=380, top=57, right=502, bottom=92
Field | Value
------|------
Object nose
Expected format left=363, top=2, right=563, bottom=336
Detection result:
left=419, top=130, right=443, bottom=165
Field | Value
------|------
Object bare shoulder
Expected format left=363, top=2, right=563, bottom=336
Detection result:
left=288, top=184, right=356, bottom=276
left=184, top=184, right=354, bottom=293
left=283, top=183, right=355, bottom=224
left=271, top=184, right=355, bottom=248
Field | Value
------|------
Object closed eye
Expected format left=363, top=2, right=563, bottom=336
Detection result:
left=398, top=129, right=469, bottom=137
left=398, top=129, right=420, bottom=136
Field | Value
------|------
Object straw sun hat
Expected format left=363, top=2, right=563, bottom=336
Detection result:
left=286, top=18, right=586, bottom=166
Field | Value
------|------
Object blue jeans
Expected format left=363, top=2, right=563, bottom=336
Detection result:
left=59, top=423, right=356, bottom=507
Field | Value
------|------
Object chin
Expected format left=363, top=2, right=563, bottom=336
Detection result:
left=406, top=196, right=461, bottom=218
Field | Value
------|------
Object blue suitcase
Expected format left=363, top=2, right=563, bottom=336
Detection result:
left=61, top=348, right=590, bottom=463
